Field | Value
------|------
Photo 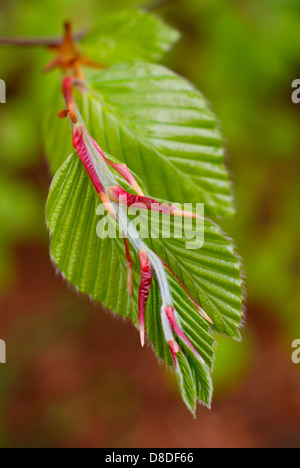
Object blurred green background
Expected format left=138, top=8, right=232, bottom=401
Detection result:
left=0, top=0, right=300, bottom=448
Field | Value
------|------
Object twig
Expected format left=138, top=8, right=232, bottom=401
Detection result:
left=0, top=30, right=87, bottom=47
left=145, top=0, right=174, bottom=12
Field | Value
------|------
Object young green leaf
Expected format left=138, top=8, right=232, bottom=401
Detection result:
left=46, top=147, right=242, bottom=411
left=42, top=12, right=243, bottom=413
left=175, top=350, right=197, bottom=414
left=0, top=4, right=244, bottom=414
left=81, top=9, right=180, bottom=65
left=45, top=62, right=235, bottom=216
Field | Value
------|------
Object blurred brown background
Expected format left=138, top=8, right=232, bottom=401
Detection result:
left=0, top=0, right=300, bottom=448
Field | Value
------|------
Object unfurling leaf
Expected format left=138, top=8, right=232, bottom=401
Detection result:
left=81, top=9, right=180, bottom=65
left=43, top=13, right=244, bottom=413
left=45, top=62, right=234, bottom=217
left=47, top=144, right=242, bottom=413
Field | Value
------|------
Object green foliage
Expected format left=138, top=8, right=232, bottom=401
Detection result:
left=1, top=3, right=245, bottom=412
left=81, top=9, right=180, bottom=65
left=175, top=350, right=197, bottom=414
left=46, top=146, right=242, bottom=412
left=169, top=0, right=300, bottom=325
left=0, top=0, right=299, bottom=431
left=44, top=8, right=244, bottom=412
left=46, top=62, right=234, bottom=216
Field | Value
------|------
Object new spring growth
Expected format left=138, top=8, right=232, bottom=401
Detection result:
left=138, top=250, right=153, bottom=347
left=0, top=17, right=243, bottom=413
left=44, top=22, right=104, bottom=77
left=58, top=69, right=213, bottom=370
left=165, top=306, right=205, bottom=366
left=108, top=185, right=200, bottom=219
left=63, top=77, right=212, bottom=365
left=59, top=75, right=77, bottom=123
left=160, top=259, right=213, bottom=324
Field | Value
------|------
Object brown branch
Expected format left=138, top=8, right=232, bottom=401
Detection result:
left=145, top=0, right=174, bottom=12
left=0, top=30, right=87, bottom=47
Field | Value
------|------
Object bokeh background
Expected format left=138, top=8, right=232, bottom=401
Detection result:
left=0, top=0, right=300, bottom=448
